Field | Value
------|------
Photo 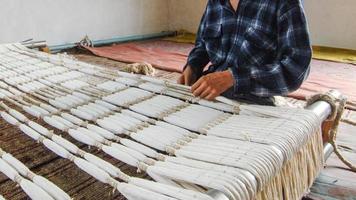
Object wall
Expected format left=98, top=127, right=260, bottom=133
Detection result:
left=304, top=0, right=356, bottom=50
left=168, top=0, right=207, bottom=33
left=1, top=1, right=354, bottom=49
left=168, top=0, right=356, bottom=50
left=0, top=0, right=169, bottom=46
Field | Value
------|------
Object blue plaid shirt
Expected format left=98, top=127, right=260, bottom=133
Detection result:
left=187, top=0, right=312, bottom=97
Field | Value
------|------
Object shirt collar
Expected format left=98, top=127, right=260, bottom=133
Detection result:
left=221, top=0, right=239, bottom=14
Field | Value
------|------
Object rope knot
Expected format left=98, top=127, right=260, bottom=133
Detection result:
left=306, top=92, right=338, bottom=121
left=308, top=91, right=355, bottom=172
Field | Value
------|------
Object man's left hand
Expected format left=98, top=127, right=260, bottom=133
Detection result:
left=191, top=70, right=234, bottom=101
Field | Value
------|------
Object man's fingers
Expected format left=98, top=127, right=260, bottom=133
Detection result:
left=191, top=77, right=205, bottom=91
left=192, top=83, right=207, bottom=97
left=205, top=92, right=218, bottom=101
left=200, top=87, right=212, bottom=99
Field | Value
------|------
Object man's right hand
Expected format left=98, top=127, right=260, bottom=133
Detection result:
left=177, top=65, right=198, bottom=86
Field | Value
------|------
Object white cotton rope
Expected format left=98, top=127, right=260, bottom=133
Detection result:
left=129, top=95, right=186, bottom=119
left=0, top=152, right=71, bottom=200
left=204, top=113, right=318, bottom=160
left=0, top=107, right=203, bottom=200
left=31, top=89, right=270, bottom=200
left=3, top=99, right=160, bottom=163
left=2, top=97, right=273, bottom=200
left=163, top=104, right=224, bottom=132
left=117, top=183, right=176, bottom=200
left=1, top=101, right=158, bottom=173
left=119, top=73, right=240, bottom=113
left=129, top=177, right=215, bottom=200
left=138, top=82, right=236, bottom=113
left=97, top=81, right=127, bottom=92
left=146, top=164, right=237, bottom=200
left=0, top=159, right=55, bottom=200
left=120, top=138, right=161, bottom=159
left=0, top=149, right=70, bottom=200
left=165, top=162, right=249, bottom=200
left=2, top=96, right=239, bottom=199
left=164, top=156, right=257, bottom=197
left=21, top=179, right=56, bottom=200
left=0, top=43, right=327, bottom=200
left=147, top=169, right=182, bottom=188
left=103, top=88, right=153, bottom=107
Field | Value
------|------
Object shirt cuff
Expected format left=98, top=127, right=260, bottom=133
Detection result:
left=185, top=61, right=204, bottom=77
left=229, top=67, right=251, bottom=94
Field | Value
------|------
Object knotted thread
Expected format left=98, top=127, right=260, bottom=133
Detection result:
left=122, top=63, right=156, bottom=76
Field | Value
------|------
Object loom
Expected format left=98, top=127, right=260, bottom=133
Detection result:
left=0, top=43, right=341, bottom=200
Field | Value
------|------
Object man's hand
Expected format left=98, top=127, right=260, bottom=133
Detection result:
left=177, top=65, right=198, bottom=86
left=191, top=70, right=234, bottom=100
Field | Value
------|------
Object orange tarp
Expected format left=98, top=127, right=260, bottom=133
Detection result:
left=84, top=41, right=193, bottom=73
left=289, top=59, right=356, bottom=108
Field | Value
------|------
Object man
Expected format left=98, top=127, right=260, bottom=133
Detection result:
left=178, top=0, right=311, bottom=105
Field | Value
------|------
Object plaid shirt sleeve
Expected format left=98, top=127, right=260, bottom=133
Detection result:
left=185, top=5, right=210, bottom=76
left=231, top=3, right=312, bottom=97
